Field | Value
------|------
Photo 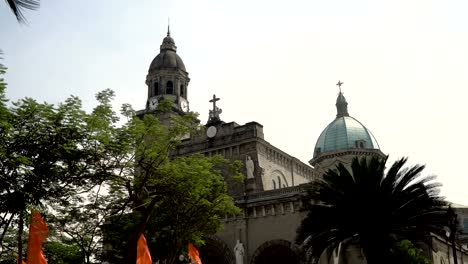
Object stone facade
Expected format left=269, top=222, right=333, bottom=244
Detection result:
left=173, top=121, right=314, bottom=198
left=429, top=233, right=468, bottom=264
left=134, top=31, right=468, bottom=264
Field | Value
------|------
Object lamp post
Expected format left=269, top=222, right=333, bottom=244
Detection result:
left=448, top=208, right=458, bottom=264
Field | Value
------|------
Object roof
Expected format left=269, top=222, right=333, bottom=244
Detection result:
left=314, top=115, right=380, bottom=157
left=313, top=92, right=380, bottom=158
left=148, top=32, right=186, bottom=72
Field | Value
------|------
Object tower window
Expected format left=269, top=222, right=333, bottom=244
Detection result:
left=180, top=84, right=185, bottom=97
left=272, top=179, right=276, bottom=190
left=166, top=81, right=174, bottom=94
left=154, top=82, right=159, bottom=96
left=277, top=176, right=282, bottom=189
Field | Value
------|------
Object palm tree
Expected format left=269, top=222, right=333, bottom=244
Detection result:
left=296, top=156, right=449, bottom=264
left=5, top=0, right=40, bottom=23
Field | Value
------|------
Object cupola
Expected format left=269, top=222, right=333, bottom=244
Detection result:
left=310, top=83, right=384, bottom=167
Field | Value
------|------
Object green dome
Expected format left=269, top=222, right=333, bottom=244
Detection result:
left=313, top=116, right=380, bottom=157
left=313, top=92, right=380, bottom=158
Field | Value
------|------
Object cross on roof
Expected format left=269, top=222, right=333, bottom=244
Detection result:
left=336, top=80, right=344, bottom=93
left=209, top=94, right=220, bottom=111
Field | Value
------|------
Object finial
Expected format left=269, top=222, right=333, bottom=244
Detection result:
left=336, top=80, right=343, bottom=93
left=167, top=18, right=171, bottom=36
left=335, top=81, right=349, bottom=118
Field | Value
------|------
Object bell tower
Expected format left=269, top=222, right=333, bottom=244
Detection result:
left=145, top=27, right=190, bottom=113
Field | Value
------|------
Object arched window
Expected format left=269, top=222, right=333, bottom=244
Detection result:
left=272, top=179, right=276, bottom=190
left=166, top=81, right=174, bottom=94
left=153, top=82, right=159, bottom=96
left=277, top=176, right=282, bottom=189
left=180, top=84, right=185, bottom=97
left=355, top=140, right=366, bottom=149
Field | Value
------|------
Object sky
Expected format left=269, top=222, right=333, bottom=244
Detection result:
left=1, top=0, right=468, bottom=205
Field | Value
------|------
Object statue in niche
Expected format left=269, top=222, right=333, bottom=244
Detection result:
left=245, top=156, right=255, bottom=179
left=234, top=239, right=244, bottom=264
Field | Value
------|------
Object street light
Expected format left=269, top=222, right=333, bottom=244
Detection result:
left=448, top=207, right=458, bottom=264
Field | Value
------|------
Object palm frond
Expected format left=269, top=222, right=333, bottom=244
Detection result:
left=297, top=156, right=449, bottom=263
left=6, top=0, right=40, bottom=23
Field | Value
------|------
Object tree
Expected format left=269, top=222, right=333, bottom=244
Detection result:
left=0, top=95, right=94, bottom=263
left=43, top=241, right=83, bottom=264
left=391, top=240, right=431, bottom=264
left=296, top=156, right=449, bottom=264
left=144, top=154, right=241, bottom=263
left=0, top=70, right=239, bottom=263
left=0, top=63, right=115, bottom=262
left=4, top=0, right=40, bottom=23
left=92, top=100, right=241, bottom=263
left=47, top=185, right=121, bottom=264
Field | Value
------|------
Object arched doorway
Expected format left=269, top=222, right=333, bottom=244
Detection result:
left=251, top=239, right=300, bottom=264
left=198, top=236, right=234, bottom=264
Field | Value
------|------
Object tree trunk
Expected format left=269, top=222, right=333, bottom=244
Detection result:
left=17, top=210, right=24, bottom=264
left=0, top=213, right=14, bottom=245
left=124, top=210, right=152, bottom=264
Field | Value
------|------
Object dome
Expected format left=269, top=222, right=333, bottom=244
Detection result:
left=313, top=92, right=380, bottom=158
left=148, top=32, right=186, bottom=72
left=313, top=116, right=380, bottom=157
left=149, top=51, right=186, bottom=72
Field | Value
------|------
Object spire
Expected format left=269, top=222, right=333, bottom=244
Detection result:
left=167, top=18, right=171, bottom=36
left=335, top=81, right=349, bottom=117
left=160, top=23, right=177, bottom=52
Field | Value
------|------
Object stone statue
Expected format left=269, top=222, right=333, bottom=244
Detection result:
left=245, top=156, right=254, bottom=179
left=234, top=239, right=244, bottom=264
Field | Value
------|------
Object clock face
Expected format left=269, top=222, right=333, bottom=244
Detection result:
left=148, top=97, right=159, bottom=110
left=206, top=126, right=217, bottom=138
left=180, top=99, right=189, bottom=112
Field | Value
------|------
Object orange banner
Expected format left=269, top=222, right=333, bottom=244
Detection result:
left=26, top=210, right=48, bottom=264
left=136, top=233, right=152, bottom=264
left=188, top=242, right=202, bottom=264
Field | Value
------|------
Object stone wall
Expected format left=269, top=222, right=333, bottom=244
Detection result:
left=430, top=233, right=468, bottom=264
left=217, top=186, right=306, bottom=264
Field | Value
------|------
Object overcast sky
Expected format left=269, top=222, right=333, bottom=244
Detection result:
left=1, top=0, right=468, bottom=205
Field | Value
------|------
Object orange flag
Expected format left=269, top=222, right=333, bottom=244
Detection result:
left=26, top=210, right=48, bottom=264
left=136, top=233, right=152, bottom=264
left=188, top=242, right=202, bottom=264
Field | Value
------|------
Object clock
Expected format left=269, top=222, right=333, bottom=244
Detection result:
left=148, top=97, right=159, bottom=110
left=180, top=98, right=189, bottom=112
left=206, top=126, right=217, bottom=138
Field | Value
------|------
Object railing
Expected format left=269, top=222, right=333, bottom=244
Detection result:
left=235, top=185, right=306, bottom=203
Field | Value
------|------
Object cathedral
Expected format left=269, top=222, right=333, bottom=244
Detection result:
left=137, top=30, right=468, bottom=264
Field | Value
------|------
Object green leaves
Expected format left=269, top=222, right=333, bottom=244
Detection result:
left=0, top=71, right=238, bottom=263
left=142, top=154, right=239, bottom=261
left=391, top=240, right=431, bottom=264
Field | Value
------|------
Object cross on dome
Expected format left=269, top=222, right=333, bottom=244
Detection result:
left=336, top=80, right=344, bottom=93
